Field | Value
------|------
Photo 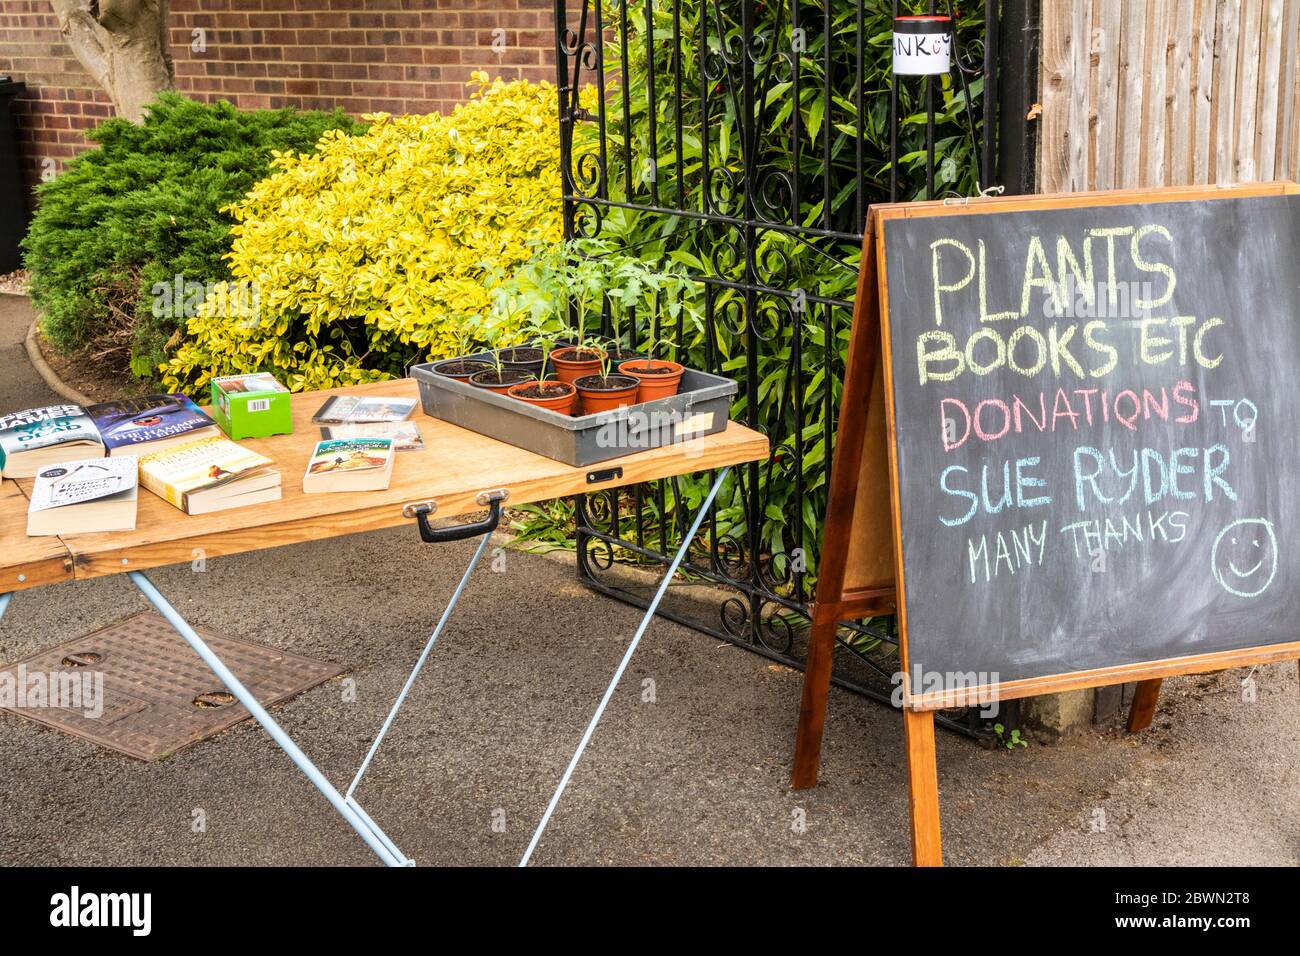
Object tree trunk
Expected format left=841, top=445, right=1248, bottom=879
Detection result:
left=50, top=0, right=174, bottom=123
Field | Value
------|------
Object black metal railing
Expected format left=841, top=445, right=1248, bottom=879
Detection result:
left=553, top=0, right=1035, bottom=731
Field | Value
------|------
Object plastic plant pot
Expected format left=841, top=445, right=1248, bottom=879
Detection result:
left=550, top=346, right=606, bottom=385
left=496, top=346, right=546, bottom=379
left=431, top=358, right=493, bottom=382
left=574, top=373, right=639, bottom=414
left=506, top=379, right=577, bottom=415
left=469, top=368, right=535, bottom=394
left=618, top=358, right=685, bottom=403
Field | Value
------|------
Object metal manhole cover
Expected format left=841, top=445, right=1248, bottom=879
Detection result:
left=0, top=612, right=344, bottom=760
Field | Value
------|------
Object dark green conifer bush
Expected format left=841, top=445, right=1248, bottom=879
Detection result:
left=22, top=93, right=363, bottom=381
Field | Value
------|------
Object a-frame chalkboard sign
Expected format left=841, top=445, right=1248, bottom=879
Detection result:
left=792, top=182, right=1300, bottom=866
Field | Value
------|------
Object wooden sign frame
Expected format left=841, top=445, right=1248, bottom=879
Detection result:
left=791, top=181, right=1300, bottom=866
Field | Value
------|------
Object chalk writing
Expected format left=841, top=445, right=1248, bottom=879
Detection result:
left=966, top=520, right=1047, bottom=583
left=904, top=208, right=1278, bottom=604
left=884, top=194, right=1299, bottom=694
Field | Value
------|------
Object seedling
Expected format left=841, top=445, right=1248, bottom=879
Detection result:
left=993, top=723, right=1028, bottom=750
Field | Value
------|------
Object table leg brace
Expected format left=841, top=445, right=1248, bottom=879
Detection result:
left=519, top=466, right=732, bottom=867
left=129, top=527, right=493, bottom=866
left=346, top=531, right=494, bottom=801
left=128, top=571, right=411, bottom=867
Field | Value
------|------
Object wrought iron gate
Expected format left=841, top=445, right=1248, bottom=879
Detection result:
left=553, top=0, right=1036, bottom=727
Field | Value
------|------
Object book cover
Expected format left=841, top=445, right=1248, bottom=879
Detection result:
left=304, top=438, right=395, bottom=478
left=138, top=436, right=275, bottom=511
left=319, top=421, right=423, bottom=451
left=27, top=457, right=138, bottom=536
left=86, top=394, right=217, bottom=452
left=0, top=404, right=100, bottom=466
left=28, top=457, right=138, bottom=512
left=312, top=395, right=417, bottom=424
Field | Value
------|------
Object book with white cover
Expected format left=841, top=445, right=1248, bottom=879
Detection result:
left=26, top=457, right=138, bottom=536
left=319, top=421, right=423, bottom=451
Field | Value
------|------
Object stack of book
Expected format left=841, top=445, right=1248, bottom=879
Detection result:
left=2, top=386, right=418, bottom=534
left=0, top=393, right=222, bottom=478
left=2, top=394, right=284, bottom=531
left=139, top=436, right=281, bottom=515
left=303, top=437, right=395, bottom=493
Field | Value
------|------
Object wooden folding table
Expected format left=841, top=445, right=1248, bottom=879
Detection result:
left=0, top=379, right=768, bottom=866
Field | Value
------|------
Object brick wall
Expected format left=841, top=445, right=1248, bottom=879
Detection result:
left=0, top=0, right=564, bottom=193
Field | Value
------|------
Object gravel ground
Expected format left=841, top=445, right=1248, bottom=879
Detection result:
left=0, top=270, right=28, bottom=296
left=0, top=295, right=1296, bottom=866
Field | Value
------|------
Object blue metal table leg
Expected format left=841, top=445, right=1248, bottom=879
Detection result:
left=0, top=592, right=11, bottom=623
left=519, top=467, right=732, bottom=867
left=128, top=571, right=409, bottom=867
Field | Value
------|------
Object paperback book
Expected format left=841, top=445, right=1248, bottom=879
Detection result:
left=311, top=395, right=417, bottom=425
left=26, top=457, right=138, bottom=536
left=87, top=394, right=220, bottom=457
left=138, top=436, right=281, bottom=515
left=319, top=421, right=423, bottom=451
left=0, top=404, right=104, bottom=479
left=303, top=437, right=395, bottom=493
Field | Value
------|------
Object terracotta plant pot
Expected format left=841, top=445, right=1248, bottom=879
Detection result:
left=618, top=358, right=685, bottom=403
left=468, top=368, right=534, bottom=394
left=574, top=373, right=639, bottom=414
left=496, top=346, right=546, bottom=379
left=507, top=379, right=577, bottom=415
left=432, top=358, right=493, bottom=382
left=549, top=346, right=606, bottom=385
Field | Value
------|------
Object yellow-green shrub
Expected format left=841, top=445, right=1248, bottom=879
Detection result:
left=161, top=73, right=563, bottom=394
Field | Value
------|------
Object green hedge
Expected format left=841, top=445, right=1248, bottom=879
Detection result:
left=22, top=93, right=363, bottom=381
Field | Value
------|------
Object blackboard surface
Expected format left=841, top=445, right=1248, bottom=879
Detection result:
left=883, top=195, right=1300, bottom=693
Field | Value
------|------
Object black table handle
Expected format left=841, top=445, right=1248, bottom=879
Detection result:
left=408, top=491, right=507, bottom=544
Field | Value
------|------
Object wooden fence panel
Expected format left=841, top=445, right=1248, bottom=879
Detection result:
left=1039, top=0, right=1300, bottom=191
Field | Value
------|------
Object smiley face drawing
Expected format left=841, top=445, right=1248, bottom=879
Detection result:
left=1212, top=518, right=1278, bottom=598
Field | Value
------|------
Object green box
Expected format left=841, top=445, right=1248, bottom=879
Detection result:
left=211, top=373, right=293, bottom=440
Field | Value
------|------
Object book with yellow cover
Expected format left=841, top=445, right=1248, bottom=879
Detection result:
left=138, top=436, right=281, bottom=515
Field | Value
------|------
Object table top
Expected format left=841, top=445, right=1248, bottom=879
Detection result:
left=0, top=379, right=768, bottom=593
